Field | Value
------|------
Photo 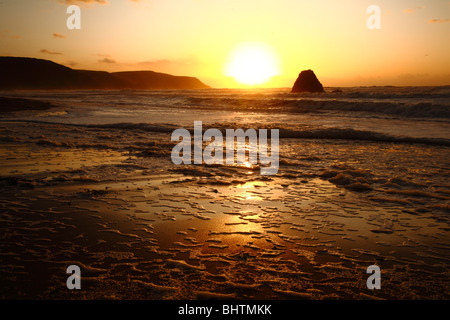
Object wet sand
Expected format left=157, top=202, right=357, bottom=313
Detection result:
left=0, top=121, right=449, bottom=299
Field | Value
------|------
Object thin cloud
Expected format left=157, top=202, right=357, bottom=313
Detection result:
left=130, top=57, right=203, bottom=74
left=57, top=0, right=109, bottom=6
left=57, top=0, right=143, bottom=5
left=95, top=54, right=116, bottom=63
left=98, top=58, right=116, bottom=63
left=136, top=59, right=186, bottom=67
left=53, top=33, right=66, bottom=39
left=40, top=49, right=63, bottom=55
left=1, top=30, right=21, bottom=39
left=65, top=61, right=79, bottom=67
left=398, top=73, right=429, bottom=80
left=404, top=6, right=425, bottom=14
left=428, top=18, right=450, bottom=23
left=135, top=58, right=198, bottom=70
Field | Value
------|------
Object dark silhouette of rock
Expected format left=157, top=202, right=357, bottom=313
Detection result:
left=0, top=57, right=210, bottom=90
left=291, top=69, right=324, bottom=93
left=0, top=96, right=55, bottom=113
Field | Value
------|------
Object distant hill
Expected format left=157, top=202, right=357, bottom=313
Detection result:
left=0, top=57, right=210, bottom=90
left=112, top=71, right=208, bottom=90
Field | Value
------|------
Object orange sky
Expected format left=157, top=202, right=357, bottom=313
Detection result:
left=0, top=0, right=449, bottom=88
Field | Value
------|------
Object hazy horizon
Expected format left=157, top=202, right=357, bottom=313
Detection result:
left=2, top=55, right=450, bottom=90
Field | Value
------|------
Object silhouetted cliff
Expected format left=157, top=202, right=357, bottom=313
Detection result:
left=0, top=57, right=210, bottom=90
left=113, top=71, right=209, bottom=90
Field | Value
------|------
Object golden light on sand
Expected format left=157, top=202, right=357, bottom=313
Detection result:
left=224, top=42, right=280, bottom=86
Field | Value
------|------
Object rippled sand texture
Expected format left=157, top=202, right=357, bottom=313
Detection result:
left=0, top=121, right=449, bottom=299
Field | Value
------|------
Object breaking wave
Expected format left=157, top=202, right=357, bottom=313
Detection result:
left=8, top=120, right=449, bottom=147
left=185, top=96, right=450, bottom=119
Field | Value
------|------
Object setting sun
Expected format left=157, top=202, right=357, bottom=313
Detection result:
left=224, top=42, right=280, bottom=86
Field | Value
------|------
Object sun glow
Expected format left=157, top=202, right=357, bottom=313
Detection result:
left=224, top=42, right=280, bottom=86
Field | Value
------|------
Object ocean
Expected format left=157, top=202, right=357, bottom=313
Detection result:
left=0, top=86, right=449, bottom=299
left=3, top=86, right=450, bottom=140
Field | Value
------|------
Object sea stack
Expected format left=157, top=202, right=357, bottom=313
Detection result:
left=291, top=69, right=324, bottom=93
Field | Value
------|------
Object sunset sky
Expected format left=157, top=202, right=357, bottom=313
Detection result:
left=0, top=0, right=449, bottom=88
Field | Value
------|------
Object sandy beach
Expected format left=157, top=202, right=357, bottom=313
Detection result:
left=1, top=114, right=449, bottom=299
